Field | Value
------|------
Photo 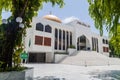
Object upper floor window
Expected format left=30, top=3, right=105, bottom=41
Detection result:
left=106, top=40, right=108, bottom=44
left=45, top=25, right=52, bottom=33
left=103, top=39, right=105, bottom=44
left=36, top=23, right=44, bottom=31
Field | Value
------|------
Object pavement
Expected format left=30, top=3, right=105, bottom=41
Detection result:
left=25, top=64, right=120, bottom=80
left=24, top=51, right=120, bottom=80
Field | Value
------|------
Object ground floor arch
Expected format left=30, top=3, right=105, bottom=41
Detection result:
left=77, top=35, right=90, bottom=51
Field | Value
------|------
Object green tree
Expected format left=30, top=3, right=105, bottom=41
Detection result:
left=88, top=0, right=120, bottom=56
left=0, top=0, right=64, bottom=71
left=88, top=0, right=120, bottom=36
left=109, top=24, right=120, bottom=57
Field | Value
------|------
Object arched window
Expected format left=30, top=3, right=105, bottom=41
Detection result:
left=45, top=25, right=52, bottom=33
left=103, top=39, right=105, bottom=44
left=36, top=23, right=44, bottom=31
left=106, top=40, right=108, bottom=44
left=80, top=35, right=86, bottom=43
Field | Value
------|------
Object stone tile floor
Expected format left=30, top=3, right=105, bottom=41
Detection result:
left=24, top=64, right=120, bottom=80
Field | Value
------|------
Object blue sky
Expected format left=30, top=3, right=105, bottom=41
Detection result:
left=2, top=0, right=108, bottom=36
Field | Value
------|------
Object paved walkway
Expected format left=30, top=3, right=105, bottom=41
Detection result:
left=61, top=51, right=120, bottom=66
left=24, top=51, right=120, bottom=80
left=25, top=64, right=120, bottom=80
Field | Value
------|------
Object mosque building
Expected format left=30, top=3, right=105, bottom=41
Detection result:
left=25, top=14, right=109, bottom=63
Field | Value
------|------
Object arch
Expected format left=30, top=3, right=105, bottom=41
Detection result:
left=77, top=35, right=90, bottom=50
left=36, top=23, right=44, bottom=31
left=45, top=25, right=52, bottom=33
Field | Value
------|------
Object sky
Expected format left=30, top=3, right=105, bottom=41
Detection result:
left=2, top=0, right=108, bottom=36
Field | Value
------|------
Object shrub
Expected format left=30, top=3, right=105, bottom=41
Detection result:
left=68, top=45, right=76, bottom=49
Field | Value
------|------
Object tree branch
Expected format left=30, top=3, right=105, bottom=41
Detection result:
left=19, top=0, right=28, bottom=17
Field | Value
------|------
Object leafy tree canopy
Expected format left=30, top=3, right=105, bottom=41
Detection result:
left=88, top=0, right=120, bottom=36
left=0, top=0, right=64, bottom=70
left=109, top=24, right=120, bottom=56
left=0, top=0, right=64, bottom=26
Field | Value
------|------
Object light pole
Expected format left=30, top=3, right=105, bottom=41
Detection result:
left=2, top=17, right=24, bottom=28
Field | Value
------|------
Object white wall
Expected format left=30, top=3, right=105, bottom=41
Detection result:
left=54, top=54, right=67, bottom=63
left=46, top=52, right=54, bottom=63
left=67, top=48, right=77, bottom=55
left=25, top=17, right=109, bottom=63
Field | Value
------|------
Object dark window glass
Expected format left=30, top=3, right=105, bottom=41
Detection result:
left=77, top=38, right=80, bottom=50
left=103, top=39, right=105, bottom=44
left=63, top=30, right=65, bottom=50
left=106, top=40, right=108, bottom=44
left=94, top=38, right=96, bottom=51
left=70, top=32, right=72, bottom=45
left=54, top=29, right=58, bottom=49
left=96, top=38, right=99, bottom=52
left=36, top=23, right=44, bottom=31
left=59, top=29, right=62, bottom=50
left=35, top=36, right=43, bottom=45
left=66, top=31, right=69, bottom=48
left=80, top=35, right=86, bottom=43
left=92, top=37, right=94, bottom=50
left=45, top=25, right=52, bottom=33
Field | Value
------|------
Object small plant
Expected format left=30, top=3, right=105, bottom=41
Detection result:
left=68, top=45, right=76, bottom=49
left=54, top=52, right=68, bottom=55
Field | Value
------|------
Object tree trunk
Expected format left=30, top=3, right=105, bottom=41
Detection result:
left=1, top=22, right=17, bottom=70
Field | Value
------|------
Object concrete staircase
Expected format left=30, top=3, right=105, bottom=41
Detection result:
left=60, top=51, right=120, bottom=66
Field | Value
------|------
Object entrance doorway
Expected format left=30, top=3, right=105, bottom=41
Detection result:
left=77, top=35, right=90, bottom=50
left=28, top=53, right=46, bottom=63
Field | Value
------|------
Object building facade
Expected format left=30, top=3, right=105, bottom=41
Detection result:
left=25, top=15, right=109, bottom=63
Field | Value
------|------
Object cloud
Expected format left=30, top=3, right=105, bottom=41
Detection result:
left=62, top=16, right=80, bottom=23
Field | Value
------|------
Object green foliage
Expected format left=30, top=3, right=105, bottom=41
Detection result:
left=0, top=61, right=4, bottom=68
left=88, top=0, right=120, bottom=56
left=109, top=24, right=120, bottom=56
left=88, top=0, right=120, bottom=36
left=68, top=45, right=76, bottom=49
left=0, top=0, right=64, bottom=71
left=54, top=52, right=68, bottom=55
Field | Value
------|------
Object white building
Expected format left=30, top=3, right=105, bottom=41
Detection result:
left=25, top=14, right=109, bottom=63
